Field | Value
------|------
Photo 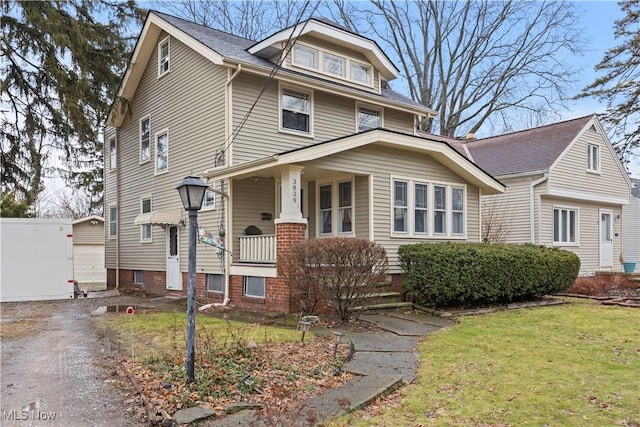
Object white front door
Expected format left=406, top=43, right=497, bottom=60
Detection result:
left=599, top=209, right=613, bottom=269
left=166, top=226, right=182, bottom=290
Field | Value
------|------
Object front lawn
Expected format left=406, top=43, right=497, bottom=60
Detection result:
left=344, top=298, right=640, bottom=426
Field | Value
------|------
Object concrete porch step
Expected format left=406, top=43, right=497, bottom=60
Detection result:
left=353, top=301, right=414, bottom=313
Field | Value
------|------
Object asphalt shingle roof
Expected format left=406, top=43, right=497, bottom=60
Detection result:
left=464, top=115, right=594, bottom=177
left=152, top=11, right=424, bottom=110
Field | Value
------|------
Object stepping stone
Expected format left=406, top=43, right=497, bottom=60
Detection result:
left=173, top=406, right=215, bottom=424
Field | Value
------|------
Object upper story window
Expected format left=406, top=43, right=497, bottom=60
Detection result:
left=293, top=45, right=318, bottom=69
left=155, top=129, right=168, bottom=174
left=392, top=178, right=465, bottom=238
left=323, top=52, right=345, bottom=77
left=553, top=206, right=577, bottom=245
left=158, top=37, right=170, bottom=77
left=108, top=137, right=116, bottom=170
left=587, top=143, right=600, bottom=173
left=281, top=87, right=311, bottom=134
left=140, top=117, right=150, bottom=163
left=141, top=197, right=152, bottom=242
left=357, top=105, right=382, bottom=132
left=350, top=61, right=372, bottom=85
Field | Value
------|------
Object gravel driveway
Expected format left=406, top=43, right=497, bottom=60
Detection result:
left=1, top=295, right=157, bottom=427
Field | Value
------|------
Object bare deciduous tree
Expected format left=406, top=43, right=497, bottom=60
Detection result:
left=328, top=0, right=585, bottom=137
left=481, top=197, right=511, bottom=243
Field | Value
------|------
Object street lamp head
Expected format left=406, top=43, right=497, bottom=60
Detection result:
left=333, top=331, right=343, bottom=345
left=176, top=175, right=209, bottom=211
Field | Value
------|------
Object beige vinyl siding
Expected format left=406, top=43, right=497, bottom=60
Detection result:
left=231, top=178, right=276, bottom=260
left=307, top=145, right=481, bottom=273
left=231, top=73, right=416, bottom=164
left=549, top=129, right=629, bottom=200
left=538, top=196, right=623, bottom=275
left=622, top=197, right=640, bottom=263
left=481, top=176, right=544, bottom=244
left=73, top=221, right=104, bottom=245
left=354, top=175, right=370, bottom=238
left=104, top=126, right=117, bottom=268
left=107, top=33, right=227, bottom=274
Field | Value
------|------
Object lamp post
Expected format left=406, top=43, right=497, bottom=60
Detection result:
left=176, top=175, right=209, bottom=382
left=333, top=331, right=343, bottom=359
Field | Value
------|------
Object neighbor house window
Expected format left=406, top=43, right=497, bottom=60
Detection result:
left=155, top=130, right=168, bottom=173
left=293, top=45, right=318, bottom=69
left=319, top=184, right=332, bottom=234
left=109, top=137, right=116, bottom=170
left=350, top=61, right=372, bottom=85
left=158, top=37, right=170, bottom=76
left=244, top=276, right=265, bottom=298
left=108, top=205, right=117, bottom=238
left=141, top=197, right=152, bottom=242
left=140, top=117, right=150, bottom=163
left=553, top=207, right=577, bottom=244
left=414, top=183, right=428, bottom=234
left=134, top=270, right=144, bottom=285
left=323, top=52, right=345, bottom=77
left=207, top=274, right=224, bottom=293
left=587, top=143, right=600, bottom=173
left=452, top=187, right=464, bottom=235
left=433, top=185, right=447, bottom=234
left=357, top=106, right=381, bottom=132
left=393, top=180, right=408, bottom=233
left=338, top=181, right=352, bottom=233
left=281, top=87, right=311, bottom=134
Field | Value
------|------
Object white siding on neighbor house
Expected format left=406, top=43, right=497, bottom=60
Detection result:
left=538, top=196, right=623, bottom=275
left=622, top=196, right=640, bottom=264
left=231, top=178, right=277, bottom=260
left=306, top=145, right=482, bottom=273
left=105, top=33, right=227, bottom=275
left=549, top=129, right=629, bottom=201
left=73, top=220, right=104, bottom=244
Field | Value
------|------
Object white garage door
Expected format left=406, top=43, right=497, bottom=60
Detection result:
left=74, top=244, right=106, bottom=289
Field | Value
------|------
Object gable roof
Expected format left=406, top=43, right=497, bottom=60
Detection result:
left=108, top=11, right=430, bottom=126
left=464, top=115, right=595, bottom=177
left=72, top=215, right=104, bottom=225
left=202, top=128, right=505, bottom=194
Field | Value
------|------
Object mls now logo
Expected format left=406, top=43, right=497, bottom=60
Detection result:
left=2, top=409, right=57, bottom=421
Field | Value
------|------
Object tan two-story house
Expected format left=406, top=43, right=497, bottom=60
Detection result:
left=104, top=11, right=504, bottom=313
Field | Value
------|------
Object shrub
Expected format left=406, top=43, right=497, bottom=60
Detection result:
left=278, top=238, right=388, bottom=321
left=399, top=242, right=580, bottom=308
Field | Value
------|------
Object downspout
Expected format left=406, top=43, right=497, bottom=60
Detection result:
left=115, top=127, right=121, bottom=289
left=530, top=174, right=548, bottom=243
left=200, top=64, right=241, bottom=310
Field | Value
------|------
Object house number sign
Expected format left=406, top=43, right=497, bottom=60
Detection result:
left=292, top=178, right=297, bottom=204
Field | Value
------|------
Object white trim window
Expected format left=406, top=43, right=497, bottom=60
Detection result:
left=109, top=137, right=116, bottom=170
left=207, top=274, right=224, bottom=293
left=281, top=87, right=311, bottom=134
left=108, top=205, right=117, bottom=238
left=433, top=185, right=447, bottom=234
left=293, top=45, right=318, bottom=70
left=141, top=197, right=152, bottom=242
left=338, top=181, right=352, bottom=233
left=319, top=183, right=333, bottom=235
left=155, top=130, right=168, bottom=174
left=357, top=105, right=382, bottom=132
left=244, top=276, right=265, bottom=298
left=553, top=207, right=577, bottom=244
left=323, top=52, right=345, bottom=77
left=203, top=188, right=215, bottom=209
left=587, top=143, right=600, bottom=173
left=140, top=117, right=150, bottom=163
left=350, top=60, right=372, bottom=85
left=158, top=36, right=170, bottom=77
left=393, top=180, right=408, bottom=233
left=391, top=178, right=466, bottom=238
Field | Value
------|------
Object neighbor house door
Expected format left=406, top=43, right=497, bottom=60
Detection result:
left=599, top=209, right=613, bottom=269
left=166, top=226, right=182, bottom=290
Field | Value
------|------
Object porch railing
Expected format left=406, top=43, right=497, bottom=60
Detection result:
left=239, top=234, right=277, bottom=263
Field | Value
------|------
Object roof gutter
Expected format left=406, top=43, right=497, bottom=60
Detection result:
left=530, top=173, right=548, bottom=243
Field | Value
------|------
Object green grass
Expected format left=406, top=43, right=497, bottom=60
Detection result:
left=344, top=298, right=640, bottom=426
left=99, top=311, right=304, bottom=359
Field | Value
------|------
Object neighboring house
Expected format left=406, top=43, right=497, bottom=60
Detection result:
left=72, top=215, right=106, bottom=290
left=104, top=11, right=504, bottom=313
left=464, top=115, right=632, bottom=276
left=622, top=178, right=640, bottom=268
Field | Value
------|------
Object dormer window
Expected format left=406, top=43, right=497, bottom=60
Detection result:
left=323, top=52, right=345, bottom=77
left=293, top=45, right=318, bottom=69
left=351, top=61, right=372, bottom=85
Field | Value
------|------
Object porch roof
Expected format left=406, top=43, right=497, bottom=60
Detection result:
left=202, top=129, right=505, bottom=194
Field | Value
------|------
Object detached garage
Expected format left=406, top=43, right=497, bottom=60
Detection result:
left=73, top=216, right=106, bottom=291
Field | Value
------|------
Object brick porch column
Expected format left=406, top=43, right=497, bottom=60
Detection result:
left=275, top=221, right=306, bottom=313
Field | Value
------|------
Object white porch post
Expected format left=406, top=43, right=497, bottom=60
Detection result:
left=277, top=165, right=307, bottom=225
